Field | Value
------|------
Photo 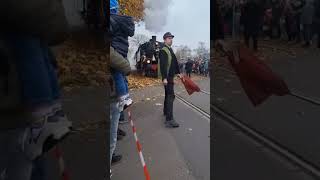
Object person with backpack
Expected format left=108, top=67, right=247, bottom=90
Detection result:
left=159, top=32, right=184, bottom=128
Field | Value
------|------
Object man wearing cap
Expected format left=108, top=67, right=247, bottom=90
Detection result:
left=158, top=32, right=184, bottom=128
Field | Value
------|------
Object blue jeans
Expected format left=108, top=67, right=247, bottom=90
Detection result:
left=6, top=34, right=60, bottom=106
left=31, top=156, right=48, bottom=180
left=0, top=129, right=33, bottom=180
left=112, top=70, right=128, bottom=97
left=110, top=102, right=121, bottom=164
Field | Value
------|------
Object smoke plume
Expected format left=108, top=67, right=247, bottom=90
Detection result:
left=144, top=0, right=173, bottom=32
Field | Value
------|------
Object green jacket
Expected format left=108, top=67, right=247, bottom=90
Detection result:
left=158, top=45, right=180, bottom=80
left=109, top=47, right=131, bottom=102
left=158, top=45, right=172, bottom=79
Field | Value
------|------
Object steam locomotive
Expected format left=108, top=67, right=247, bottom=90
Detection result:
left=134, top=36, right=164, bottom=78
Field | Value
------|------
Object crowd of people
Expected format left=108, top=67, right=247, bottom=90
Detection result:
left=179, top=58, right=209, bottom=78
left=218, top=0, right=320, bottom=51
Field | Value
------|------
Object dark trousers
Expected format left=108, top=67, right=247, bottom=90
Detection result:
left=294, top=15, right=302, bottom=42
left=244, top=30, right=258, bottom=51
left=187, top=72, right=191, bottom=78
left=163, top=80, right=175, bottom=121
left=303, top=24, right=312, bottom=44
left=285, top=16, right=293, bottom=41
left=31, top=156, right=48, bottom=180
left=271, top=19, right=281, bottom=39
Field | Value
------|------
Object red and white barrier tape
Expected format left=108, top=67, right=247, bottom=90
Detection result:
left=127, top=110, right=151, bottom=180
left=53, top=145, right=70, bottom=180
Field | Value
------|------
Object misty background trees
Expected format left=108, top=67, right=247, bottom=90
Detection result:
left=175, top=42, right=210, bottom=62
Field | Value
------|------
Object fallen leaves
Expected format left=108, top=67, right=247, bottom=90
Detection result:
left=55, top=38, right=203, bottom=92
left=127, top=74, right=161, bottom=89
left=55, top=40, right=108, bottom=90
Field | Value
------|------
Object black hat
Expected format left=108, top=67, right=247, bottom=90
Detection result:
left=163, top=32, right=174, bottom=39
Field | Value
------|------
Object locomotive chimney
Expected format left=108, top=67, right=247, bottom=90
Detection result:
left=152, top=36, right=156, bottom=42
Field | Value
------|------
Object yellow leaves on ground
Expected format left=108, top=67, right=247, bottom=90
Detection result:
left=127, top=74, right=203, bottom=90
left=127, top=74, right=161, bottom=89
left=56, top=40, right=107, bottom=90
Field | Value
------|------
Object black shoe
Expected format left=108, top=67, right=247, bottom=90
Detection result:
left=165, top=120, right=180, bottom=128
left=119, top=116, right=129, bottom=124
left=118, top=128, right=126, bottom=136
left=117, top=134, right=124, bottom=141
left=111, top=154, right=122, bottom=165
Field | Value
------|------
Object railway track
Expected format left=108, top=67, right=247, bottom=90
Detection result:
left=175, top=94, right=210, bottom=121
left=211, top=104, right=320, bottom=180
left=175, top=80, right=320, bottom=179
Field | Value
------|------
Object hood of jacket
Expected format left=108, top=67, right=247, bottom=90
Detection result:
left=110, top=14, right=135, bottom=37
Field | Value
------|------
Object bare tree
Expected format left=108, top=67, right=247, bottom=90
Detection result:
left=175, top=45, right=192, bottom=61
left=194, top=42, right=209, bottom=60
left=131, top=34, right=150, bottom=47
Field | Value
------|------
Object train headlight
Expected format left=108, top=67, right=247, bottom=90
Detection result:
left=147, top=60, right=151, bottom=63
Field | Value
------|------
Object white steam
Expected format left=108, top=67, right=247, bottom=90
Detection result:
left=144, top=0, right=173, bottom=32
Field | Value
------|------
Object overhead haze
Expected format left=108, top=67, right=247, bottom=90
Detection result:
left=144, top=0, right=173, bottom=32
left=136, top=0, right=210, bottom=50
left=128, top=0, right=210, bottom=67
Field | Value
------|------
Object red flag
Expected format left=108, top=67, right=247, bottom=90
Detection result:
left=226, top=46, right=290, bottom=106
left=181, top=75, right=201, bottom=95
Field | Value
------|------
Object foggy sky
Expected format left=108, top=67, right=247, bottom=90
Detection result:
left=135, top=0, right=210, bottom=50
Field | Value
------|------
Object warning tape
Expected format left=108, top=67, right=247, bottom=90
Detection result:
left=127, top=109, right=151, bottom=180
left=53, top=145, right=71, bottom=180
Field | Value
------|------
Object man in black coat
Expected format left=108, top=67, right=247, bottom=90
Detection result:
left=159, top=32, right=183, bottom=128
left=185, top=59, right=193, bottom=78
left=271, top=0, right=283, bottom=39
left=291, top=0, right=306, bottom=43
left=241, top=0, right=264, bottom=52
